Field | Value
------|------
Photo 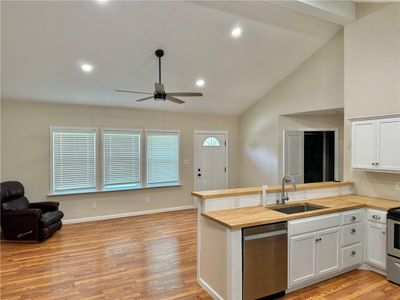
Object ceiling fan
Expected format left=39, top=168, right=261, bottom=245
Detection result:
left=115, top=49, right=203, bottom=104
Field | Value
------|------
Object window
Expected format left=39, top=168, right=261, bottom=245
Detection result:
left=103, top=129, right=141, bottom=191
left=203, top=136, right=221, bottom=147
left=51, top=128, right=97, bottom=194
left=146, top=131, right=180, bottom=186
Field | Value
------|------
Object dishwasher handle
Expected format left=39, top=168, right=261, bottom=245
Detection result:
left=244, top=229, right=287, bottom=241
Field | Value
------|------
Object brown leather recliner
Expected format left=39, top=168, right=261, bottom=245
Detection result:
left=1, top=181, right=64, bottom=241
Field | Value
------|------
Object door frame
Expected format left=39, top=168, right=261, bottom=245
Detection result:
left=283, top=128, right=339, bottom=182
left=194, top=130, right=229, bottom=192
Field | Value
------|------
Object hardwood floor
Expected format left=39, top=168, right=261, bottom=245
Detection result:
left=281, top=270, right=400, bottom=300
left=1, top=209, right=399, bottom=299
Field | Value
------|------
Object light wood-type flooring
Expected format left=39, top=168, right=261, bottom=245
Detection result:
left=1, top=209, right=399, bottom=299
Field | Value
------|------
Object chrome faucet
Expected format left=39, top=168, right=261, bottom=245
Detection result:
left=279, top=175, right=297, bottom=205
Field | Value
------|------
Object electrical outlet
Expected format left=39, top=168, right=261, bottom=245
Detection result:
left=396, top=182, right=400, bottom=190
left=145, top=197, right=150, bottom=203
left=92, top=201, right=97, bottom=209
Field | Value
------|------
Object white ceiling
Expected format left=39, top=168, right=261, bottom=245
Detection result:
left=1, top=1, right=342, bottom=115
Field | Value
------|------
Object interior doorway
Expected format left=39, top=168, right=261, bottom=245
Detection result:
left=284, top=129, right=338, bottom=184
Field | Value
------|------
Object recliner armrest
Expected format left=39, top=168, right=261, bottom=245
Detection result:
left=30, top=201, right=60, bottom=212
left=2, top=208, right=42, bottom=218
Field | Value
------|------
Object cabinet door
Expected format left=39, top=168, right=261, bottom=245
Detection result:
left=352, top=120, right=377, bottom=170
left=317, top=227, right=340, bottom=277
left=366, top=221, right=387, bottom=269
left=289, top=232, right=317, bottom=287
left=376, top=118, right=400, bottom=172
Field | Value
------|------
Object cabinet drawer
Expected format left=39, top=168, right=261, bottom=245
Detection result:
left=342, top=209, right=363, bottom=225
left=341, top=243, right=363, bottom=269
left=367, top=209, right=386, bottom=224
left=341, top=223, right=363, bottom=246
left=289, top=214, right=340, bottom=236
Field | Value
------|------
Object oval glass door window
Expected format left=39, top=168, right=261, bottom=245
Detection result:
left=203, top=136, right=221, bottom=147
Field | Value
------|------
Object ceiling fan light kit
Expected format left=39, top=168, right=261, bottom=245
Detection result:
left=115, top=49, right=203, bottom=104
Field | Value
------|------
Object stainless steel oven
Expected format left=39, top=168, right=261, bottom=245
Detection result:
left=387, top=207, right=400, bottom=284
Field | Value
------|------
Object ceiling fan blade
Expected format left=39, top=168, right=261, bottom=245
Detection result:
left=166, top=95, right=185, bottom=104
left=136, top=96, right=154, bottom=102
left=155, top=83, right=165, bottom=94
left=166, top=92, right=203, bottom=97
left=115, top=89, right=153, bottom=95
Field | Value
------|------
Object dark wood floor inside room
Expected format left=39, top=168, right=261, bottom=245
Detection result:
left=1, top=209, right=399, bottom=300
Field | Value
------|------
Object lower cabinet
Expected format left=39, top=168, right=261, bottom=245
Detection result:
left=289, top=226, right=340, bottom=287
left=289, top=232, right=317, bottom=286
left=366, top=220, right=387, bottom=269
left=316, top=227, right=340, bottom=277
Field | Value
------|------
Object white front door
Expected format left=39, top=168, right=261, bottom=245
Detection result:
left=284, top=130, right=304, bottom=183
left=195, top=132, right=228, bottom=191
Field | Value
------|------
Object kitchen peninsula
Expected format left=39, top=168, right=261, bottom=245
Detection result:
left=192, top=182, right=400, bottom=300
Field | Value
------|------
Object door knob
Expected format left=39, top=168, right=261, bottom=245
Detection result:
left=198, top=168, right=201, bottom=172
left=197, top=174, right=201, bottom=177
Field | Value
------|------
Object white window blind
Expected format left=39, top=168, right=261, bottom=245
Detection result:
left=146, top=131, right=179, bottom=186
left=103, top=130, right=141, bottom=190
left=51, top=128, right=97, bottom=194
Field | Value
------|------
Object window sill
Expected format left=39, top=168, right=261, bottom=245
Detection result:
left=47, top=183, right=182, bottom=197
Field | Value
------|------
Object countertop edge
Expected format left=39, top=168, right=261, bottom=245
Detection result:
left=192, top=181, right=354, bottom=200
left=201, top=203, right=366, bottom=230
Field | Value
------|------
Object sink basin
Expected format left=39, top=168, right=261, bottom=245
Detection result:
left=270, top=203, right=327, bottom=214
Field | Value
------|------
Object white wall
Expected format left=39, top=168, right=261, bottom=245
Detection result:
left=1, top=100, right=239, bottom=220
left=344, top=3, right=400, bottom=201
left=239, top=32, right=344, bottom=187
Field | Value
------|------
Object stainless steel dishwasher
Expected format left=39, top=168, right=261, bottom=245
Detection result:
left=243, top=222, right=287, bottom=300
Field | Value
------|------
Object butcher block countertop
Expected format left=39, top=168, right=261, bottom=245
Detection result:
left=201, top=195, right=400, bottom=229
left=191, top=181, right=354, bottom=200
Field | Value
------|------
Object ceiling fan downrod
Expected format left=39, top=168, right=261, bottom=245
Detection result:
left=155, top=49, right=164, bottom=84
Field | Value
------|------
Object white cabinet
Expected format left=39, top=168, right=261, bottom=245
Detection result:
left=366, top=220, right=387, bottom=269
left=316, top=227, right=340, bottom=277
left=289, top=232, right=317, bottom=286
left=351, top=116, right=400, bottom=173
left=352, top=120, right=377, bottom=169
left=289, top=213, right=341, bottom=288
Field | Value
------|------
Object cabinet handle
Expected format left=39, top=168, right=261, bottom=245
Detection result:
left=350, top=228, right=356, bottom=234
left=372, top=214, right=381, bottom=220
left=350, top=251, right=356, bottom=256
left=315, top=238, right=322, bottom=243
left=350, top=216, right=357, bottom=221
left=376, top=162, right=379, bottom=165
left=382, top=231, right=386, bottom=235
left=372, top=162, right=376, bottom=166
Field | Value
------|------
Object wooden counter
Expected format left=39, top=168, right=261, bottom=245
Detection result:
left=191, top=181, right=354, bottom=200
left=202, top=195, right=400, bottom=229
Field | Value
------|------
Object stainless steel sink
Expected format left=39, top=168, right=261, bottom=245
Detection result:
left=270, top=203, right=327, bottom=214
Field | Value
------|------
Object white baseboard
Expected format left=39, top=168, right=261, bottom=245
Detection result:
left=63, top=205, right=196, bottom=224
left=198, top=278, right=224, bottom=300
left=359, top=262, right=387, bottom=276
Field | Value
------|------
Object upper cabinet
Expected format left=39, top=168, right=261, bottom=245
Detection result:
left=351, top=115, right=400, bottom=173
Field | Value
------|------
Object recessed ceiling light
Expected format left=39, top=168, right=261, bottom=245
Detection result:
left=196, top=79, right=205, bottom=87
left=231, top=26, right=242, bottom=38
left=81, top=63, right=93, bottom=73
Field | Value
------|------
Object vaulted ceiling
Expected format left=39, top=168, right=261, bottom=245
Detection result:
left=1, top=1, right=342, bottom=115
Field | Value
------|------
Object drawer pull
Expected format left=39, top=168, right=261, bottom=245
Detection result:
left=350, top=251, right=356, bottom=256
left=372, top=214, right=381, bottom=220
left=350, top=216, right=357, bottom=221
left=350, top=228, right=356, bottom=234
